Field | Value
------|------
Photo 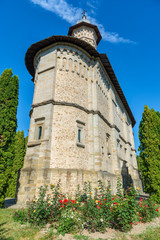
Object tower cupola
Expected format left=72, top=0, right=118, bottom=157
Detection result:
left=68, top=11, right=102, bottom=49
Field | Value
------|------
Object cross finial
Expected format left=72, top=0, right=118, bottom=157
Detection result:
left=82, top=10, right=87, bottom=20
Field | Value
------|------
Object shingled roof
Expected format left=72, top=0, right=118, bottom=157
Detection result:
left=25, top=35, right=136, bottom=127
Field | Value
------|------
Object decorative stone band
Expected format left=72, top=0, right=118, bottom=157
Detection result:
left=119, top=134, right=132, bottom=147
left=30, top=99, right=135, bottom=150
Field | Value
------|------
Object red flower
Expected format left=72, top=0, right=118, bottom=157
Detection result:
left=145, top=205, right=149, bottom=208
left=59, top=200, right=63, bottom=203
left=104, top=199, right=107, bottom=201
left=98, top=200, right=101, bottom=203
left=140, top=217, right=142, bottom=220
left=112, top=197, right=115, bottom=200
left=100, top=203, right=103, bottom=205
left=63, top=199, right=68, bottom=204
left=97, top=206, right=101, bottom=209
left=156, top=209, right=159, bottom=212
left=61, top=205, right=64, bottom=208
left=130, top=222, right=134, bottom=225
left=71, top=200, right=75, bottom=204
left=113, top=202, right=117, bottom=205
left=154, top=204, right=156, bottom=206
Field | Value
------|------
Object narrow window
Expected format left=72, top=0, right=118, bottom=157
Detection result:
left=38, top=126, right=42, bottom=140
left=78, top=129, right=81, bottom=143
left=106, top=134, right=110, bottom=156
left=76, top=120, right=85, bottom=148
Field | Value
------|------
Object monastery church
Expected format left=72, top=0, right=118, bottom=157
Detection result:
left=17, top=14, right=142, bottom=205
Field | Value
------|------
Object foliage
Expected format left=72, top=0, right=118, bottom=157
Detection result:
left=13, top=208, right=28, bottom=224
left=138, top=105, right=160, bottom=203
left=135, top=197, right=159, bottom=223
left=110, top=184, right=137, bottom=231
left=6, top=130, right=26, bottom=198
left=13, top=180, right=159, bottom=234
left=57, top=208, right=83, bottom=235
left=0, top=69, right=19, bottom=207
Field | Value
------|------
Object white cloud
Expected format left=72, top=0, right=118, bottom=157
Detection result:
left=30, top=0, right=136, bottom=44
left=31, top=0, right=82, bottom=24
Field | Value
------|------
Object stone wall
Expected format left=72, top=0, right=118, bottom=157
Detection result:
left=17, top=43, right=142, bottom=206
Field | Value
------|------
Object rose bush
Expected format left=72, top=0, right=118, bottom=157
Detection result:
left=13, top=180, right=159, bottom=233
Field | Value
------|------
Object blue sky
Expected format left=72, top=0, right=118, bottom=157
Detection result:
left=0, top=0, right=160, bottom=152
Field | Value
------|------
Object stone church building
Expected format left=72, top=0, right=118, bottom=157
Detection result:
left=17, top=16, right=142, bottom=205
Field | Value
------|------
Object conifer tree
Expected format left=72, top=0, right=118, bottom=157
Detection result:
left=138, top=105, right=160, bottom=202
left=0, top=69, right=19, bottom=207
left=6, top=131, right=26, bottom=198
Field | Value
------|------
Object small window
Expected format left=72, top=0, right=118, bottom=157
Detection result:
left=38, top=126, right=42, bottom=140
left=76, top=120, right=85, bottom=148
left=106, top=134, right=111, bottom=156
left=34, top=117, right=45, bottom=141
left=78, top=129, right=81, bottom=143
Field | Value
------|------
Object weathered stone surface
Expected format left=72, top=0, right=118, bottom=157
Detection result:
left=16, top=22, right=143, bottom=206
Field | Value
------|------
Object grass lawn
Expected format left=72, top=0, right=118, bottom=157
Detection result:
left=0, top=208, right=57, bottom=240
left=0, top=208, right=160, bottom=240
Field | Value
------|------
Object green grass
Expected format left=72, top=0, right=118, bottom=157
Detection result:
left=0, top=208, right=160, bottom=240
left=0, top=209, right=39, bottom=240
left=130, top=227, right=160, bottom=240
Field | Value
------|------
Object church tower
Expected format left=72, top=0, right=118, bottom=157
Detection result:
left=17, top=15, right=142, bottom=205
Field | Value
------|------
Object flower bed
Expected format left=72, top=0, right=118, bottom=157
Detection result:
left=13, top=180, right=159, bottom=234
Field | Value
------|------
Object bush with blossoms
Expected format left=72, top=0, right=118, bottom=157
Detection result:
left=13, top=179, right=159, bottom=233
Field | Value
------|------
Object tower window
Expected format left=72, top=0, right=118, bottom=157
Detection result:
left=76, top=120, right=85, bottom=148
left=38, top=126, right=42, bottom=140
left=34, top=117, right=45, bottom=141
left=78, top=129, right=81, bottom=143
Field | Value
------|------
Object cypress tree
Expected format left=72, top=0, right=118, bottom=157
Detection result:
left=138, top=105, right=160, bottom=202
left=6, top=131, right=26, bottom=198
left=0, top=69, right=19, bottom=207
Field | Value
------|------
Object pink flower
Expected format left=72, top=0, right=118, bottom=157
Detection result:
left=137, top=212, right=139, bottom=215
left=140, top=217, right=142, bottom=220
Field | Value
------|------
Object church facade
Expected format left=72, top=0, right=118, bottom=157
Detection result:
left=17, top=17, right=142, bottom=205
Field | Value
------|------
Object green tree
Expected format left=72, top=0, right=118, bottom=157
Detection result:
left=6, top=131, right=26, bottom=198
left=0, top=69, right=19, bottom=207
left=138, top=105, right=160, bottom=202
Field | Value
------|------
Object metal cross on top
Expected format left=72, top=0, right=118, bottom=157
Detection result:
left=82, top=10, right=87, bottom=19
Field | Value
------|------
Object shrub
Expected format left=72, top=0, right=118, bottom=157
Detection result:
left=13, top=208, right=28, bottom=224
left=135, top=197, right=159, bottom=223
left=57, top=208, right=83, bottom=234
left=13, top=179, right=159, bottom=234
